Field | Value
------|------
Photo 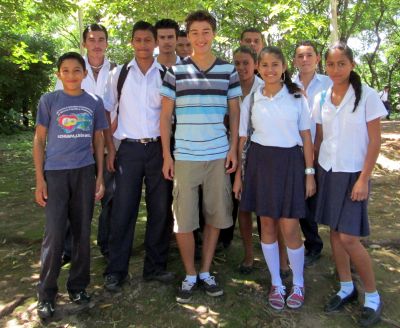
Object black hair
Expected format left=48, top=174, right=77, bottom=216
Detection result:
left=240, top=27, right=263, bottom=41
left=178, top=30, right=187, bottom=37
left=155, top=19, right=180, bottom=38
left=186, top=10, right=217, bottom=32
left=294, top=40, right=319, bottom=55
left=233, top=45, right=257, bottom=63
left=83, top=24, right=108, bottom=42
left=131, top=21, right=156, bottom=40
left=57, top=52, right=86, bottom=71
left=325, top=41, right=362, bottom=112
left=258, top=46, right=301, bottom=97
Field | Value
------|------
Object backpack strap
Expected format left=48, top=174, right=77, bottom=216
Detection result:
left=320, top=90, right=327, bottom=108
left=116, top=63, right=130, bottom=115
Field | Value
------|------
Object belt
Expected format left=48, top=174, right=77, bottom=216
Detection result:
left=123, top=137, right=160, bottom=144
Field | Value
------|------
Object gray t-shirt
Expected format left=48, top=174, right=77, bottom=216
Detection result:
left=36, top=90, right=108, bottom=170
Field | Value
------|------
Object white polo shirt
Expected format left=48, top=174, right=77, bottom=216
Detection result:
left=103, top=58, right=163, bottom=140
left=55, top=56, right=112, bottom=99
left=312, top=84, right=387, bottom=173
left=239, top=84, right=311, bottom=147
left=293, top=73, right=332, bottom=141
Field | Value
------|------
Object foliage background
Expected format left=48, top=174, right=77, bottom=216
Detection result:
left=0, top=0, right=399, bottom=133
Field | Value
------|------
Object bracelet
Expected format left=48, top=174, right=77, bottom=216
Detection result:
left=305, top=167, right=315, bottom=175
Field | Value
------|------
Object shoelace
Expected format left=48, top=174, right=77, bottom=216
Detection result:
left=292, top=285, right=303, bottom=297
left=203, top=276, right=217, bottom=286
left=182, top=280, right=195, bottom=290
left=273, top=285, right=286, bottom=296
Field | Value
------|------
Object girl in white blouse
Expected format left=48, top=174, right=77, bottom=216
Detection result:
left=313, top=42, right=386, bottom=326
left=234, top=46, right=316, bottom=310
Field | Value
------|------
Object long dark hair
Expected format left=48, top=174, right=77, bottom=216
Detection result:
left=325, top=42, right=362, bottom=112
left=258, top=46, right=301, bottom=98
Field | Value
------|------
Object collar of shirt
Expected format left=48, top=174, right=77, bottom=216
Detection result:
left=293, top=72, right=322, bottom=90
left=127, top=57, right=162, bottom=75
left=255, top=83, right=288, bottom=102
left=325, top=84, right=355, bottom=112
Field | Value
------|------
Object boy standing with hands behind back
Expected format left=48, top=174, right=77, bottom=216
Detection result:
left=33, top=52, right=108, bottom=319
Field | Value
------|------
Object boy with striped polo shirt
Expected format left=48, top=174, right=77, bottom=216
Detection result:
left=160, top=10, right=241, bottom=303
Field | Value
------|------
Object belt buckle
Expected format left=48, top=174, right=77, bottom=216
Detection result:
left=140, top=138, right=150, bottom=144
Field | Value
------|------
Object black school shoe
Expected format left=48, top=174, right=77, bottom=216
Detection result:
left=143, top=271, right=175, bottom=283
left=104, top=274, right=124, bottom=292
left=359, top=302, right=383, bottom=327
left=68, top=290, right=91, bottom=304
left=37, top=300, right=55, bottom=319
left=324, top=287, right=358, bottom=312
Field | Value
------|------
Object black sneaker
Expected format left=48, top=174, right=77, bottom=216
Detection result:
left=37, top=300, right=55, bottom=319
left=68, top=290, right=91, bottom=304
left=176, top=279, right=197, bottom=303
left=104, top=274, right=123, bottom=292
left=200, top=276, right=223, bottom=297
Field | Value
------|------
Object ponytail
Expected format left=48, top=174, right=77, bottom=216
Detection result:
left=349, top=71, right=362, bottom=112
left=282, top=70, right=302, bottom=98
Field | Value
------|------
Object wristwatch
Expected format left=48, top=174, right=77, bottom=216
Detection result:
left=305, top=167, right=315, bottom=175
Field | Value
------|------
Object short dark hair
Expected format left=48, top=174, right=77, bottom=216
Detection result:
left=131, top=21, right=156, bottom=40
left=240, top=28, right=262, bottom=41
left=233, top=45, right=257, bottom=63
left=295, top=40, right=319, bottom=56
left=57, top=52, right=86, bottom=71
left=178, top=30, right=187, bottom=37
left=186, top=10, right=217, bottom=32
left=155, top=19, right=179, bottom=38
left=83, top=24, right=108, bottom=42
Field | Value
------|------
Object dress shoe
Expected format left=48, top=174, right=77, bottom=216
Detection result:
left=143, top=271, right=175, bottom=283
left=324, top=287, right=358, bottom=312
left=359, top=302, right=383, bottom=327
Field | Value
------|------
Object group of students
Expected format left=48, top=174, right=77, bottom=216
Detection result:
left=33, top=9, right=387, bottom=327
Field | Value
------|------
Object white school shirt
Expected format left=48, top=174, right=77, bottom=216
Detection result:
left=312, top=84, right=387, bottom=173
left=293, top=73, right=332, bottom=141
left=103, top=58, right=163, bottom=140
left=378, top=90, right=388, bottom=102
left=239, top=84, right=311, bottom=147
left=55, top=56, right=112, bottom=99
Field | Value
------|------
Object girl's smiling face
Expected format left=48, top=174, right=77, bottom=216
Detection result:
left=258, top=52, right=286, bottom=85
left=234, top=52, right=257, bottom=83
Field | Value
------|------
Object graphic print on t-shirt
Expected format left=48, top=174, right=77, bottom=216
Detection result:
left=56, top=106, right=93, bottom=137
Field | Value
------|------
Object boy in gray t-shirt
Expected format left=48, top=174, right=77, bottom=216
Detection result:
left=33, top=52, right=108, bottom=319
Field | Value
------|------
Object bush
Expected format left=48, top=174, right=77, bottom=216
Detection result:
left=0, top=32, right=57, bottom=134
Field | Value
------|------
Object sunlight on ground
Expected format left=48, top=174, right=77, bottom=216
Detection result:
left=180, top=304, right=220, bottom=325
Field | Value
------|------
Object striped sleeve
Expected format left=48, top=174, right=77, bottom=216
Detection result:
left=160, top=67, right=176, bottom=100
left=227, top=68, right=242, bottom=99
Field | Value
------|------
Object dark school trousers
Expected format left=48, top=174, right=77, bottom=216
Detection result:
left=97, top=163, right=115, bottom=256
left=300, top=195, right=323, bottom=254
left=104, top=140, right=171, bottom=279
left=63, top=159, right=115, bottom=258
left=37, top=165, right=95, bottom=302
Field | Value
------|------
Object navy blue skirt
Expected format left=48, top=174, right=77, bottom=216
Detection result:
left=314, top=166, right=370, bottom=237
left=240, top=142, right=306, bottom=219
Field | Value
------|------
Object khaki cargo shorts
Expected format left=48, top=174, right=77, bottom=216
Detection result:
left=172, top=159, right=233, bottom=233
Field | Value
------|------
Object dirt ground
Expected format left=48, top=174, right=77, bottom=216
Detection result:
left=0, top=120, right=399, bottom=328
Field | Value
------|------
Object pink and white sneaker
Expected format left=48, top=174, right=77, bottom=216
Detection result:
left=286, top=285, right=305, bottom=309
left=268, top=285, right=286, bottom=310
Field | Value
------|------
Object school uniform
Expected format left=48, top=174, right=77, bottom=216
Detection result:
left=312, top=84, right=387, bottom=236
left=293, top=73, right=331, bottom=255
left=239, top=85, right=311, bottom=219
left=103, top=58, right=171, bottom=280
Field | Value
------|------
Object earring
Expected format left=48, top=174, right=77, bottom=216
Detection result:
left=280, top=72, right=286, bottom=83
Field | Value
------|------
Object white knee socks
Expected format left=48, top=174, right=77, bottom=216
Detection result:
left=261, top=241, right=282, bottom=287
